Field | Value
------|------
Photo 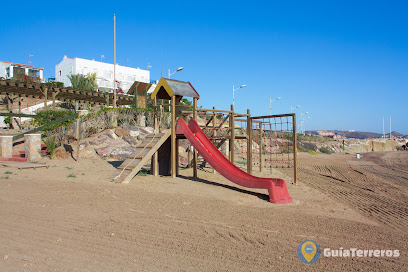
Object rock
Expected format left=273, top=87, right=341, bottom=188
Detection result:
left=107, top=138, right=127, bottom=147
left=110, top=146, right=139, bottom=160
left=179, top=156, right=189, bottom=164
left=95, top=146, right=112, bottom=157
left=137, top=134, right=146, bottom=141
left=89, top=135, right=108, bottom=145
left=79, top=141, right=89, bottom=150
left=55, top=146, right=70, bottom=159
left=104, top=130, right=117, bottom=139
left=122, top=125, right=139, bottom=131
left=140, top=127, right=154, bottom=134
left=137, top=116, right=146, bottom=127
left=123, top=135, right=139, bottom=145
left=115, top=128, right=130, bottom=137
left=129, top=130, right=140, bottom=137
left=80, top=148, right=97, bottom=158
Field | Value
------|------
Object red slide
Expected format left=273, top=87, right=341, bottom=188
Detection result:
left=176, top=118, right=293, bottom=204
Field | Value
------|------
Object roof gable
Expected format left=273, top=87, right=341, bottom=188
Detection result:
left=150, top=78, right=199, bottom=100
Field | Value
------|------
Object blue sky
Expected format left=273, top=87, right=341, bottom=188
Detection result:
left=1, top=0, right=407, bottom=134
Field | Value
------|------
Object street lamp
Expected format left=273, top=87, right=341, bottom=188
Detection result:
left=232, top=84, right=246, bottom=106
left=291, top=105, right=301, bottom=113
left=168, top=67, right=183, bottom=78
left=300, top=112, right=309, bottom=134
left=270, top=97, right=281, bottom=115
left=302, top=116, right=311, bottom=135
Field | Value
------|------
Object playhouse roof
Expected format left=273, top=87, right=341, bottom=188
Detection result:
left=127, top=81, right=153, bottom=95
left=150, top=78, right=200, bottom=100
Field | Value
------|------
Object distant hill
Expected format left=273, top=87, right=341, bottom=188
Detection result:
left=305, top=130, right=405, bottom=139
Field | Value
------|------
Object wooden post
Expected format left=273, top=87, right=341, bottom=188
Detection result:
left=193, top=97, right=198, bottom=179
left=292, top=114, right=298, bottom=185
left=18, top=95, right=22, bottom=125
left=43, top=87, right=48, bottom=110
left=212, top=107, right=217, bottom=174
left=247, top=109, right=252, bottom=174
left=152, top=97, right=158, bottom=176
left=259, top=122, right=263, bottom=173
left=76, top=118, right=80, bottom=161
left=176, top=138, right=179, bottom=176
left=230, top=105, right=235, bottom=164
left=171, top=95, right=176, bottom=178
left=52, top=92, right=56, bottom=110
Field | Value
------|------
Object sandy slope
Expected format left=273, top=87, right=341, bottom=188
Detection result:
left=0, top=152, right=407, bottom=271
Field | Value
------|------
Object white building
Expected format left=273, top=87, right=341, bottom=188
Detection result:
left=0, top=61, right=44, bottom=81
left=55, top=56, right=150, bottom=92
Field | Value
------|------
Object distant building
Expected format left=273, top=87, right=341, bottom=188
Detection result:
left=317, top=130, right=335, bottom=137
left=55, top=56, right=150, bottom=92
left=0, top=61, right=44, bottom=82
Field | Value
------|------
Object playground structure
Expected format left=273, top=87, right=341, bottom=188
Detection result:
left=111, top=78, right=295, bottom=204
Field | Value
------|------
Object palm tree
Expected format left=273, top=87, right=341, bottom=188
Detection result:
left=67, top=73, right=98, bottom=91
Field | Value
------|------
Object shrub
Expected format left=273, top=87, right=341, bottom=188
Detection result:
left=43, top=135, right=57, bottom=159
left=319, top=146, right=332, bottom=154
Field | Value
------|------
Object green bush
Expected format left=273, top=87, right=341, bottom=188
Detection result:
left=43, top=135, right=57, bottom=159
left=34, top=110, right=76, bottom=131
left=319, top=146, right=332, bottom=154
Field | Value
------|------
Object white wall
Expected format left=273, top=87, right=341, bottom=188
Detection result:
left=55, top=56, right=150, bottom=92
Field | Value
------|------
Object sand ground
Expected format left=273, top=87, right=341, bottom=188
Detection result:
left=0, top=151, right=407, bottom=271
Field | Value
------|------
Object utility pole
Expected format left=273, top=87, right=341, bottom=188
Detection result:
left=390, top=116, right=392, bottom=139
left=383, top=116, right=385, bottom=141
left=113, top=14, right=117, bottom=108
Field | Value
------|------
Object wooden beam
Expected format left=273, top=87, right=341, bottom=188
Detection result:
left=193, top=98, right=198, bottom=179
left=247, top=109, right=252, bottom=174
left=152, top=96, right=158, bottom=176
left=230, top=104, right=235, bottom=164
left=259, top=123, right=263, bottom=173
left=293, top=114, right=298, bottom=185
left=171, top=95, right=176, bottom=178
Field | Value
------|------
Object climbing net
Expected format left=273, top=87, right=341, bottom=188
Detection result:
left=251, top=114, right=296, bottom=171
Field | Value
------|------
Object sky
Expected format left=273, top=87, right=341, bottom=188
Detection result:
left=1, top=0, right=407, bottom=134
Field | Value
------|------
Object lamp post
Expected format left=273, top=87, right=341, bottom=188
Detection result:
left=300, top=112, right=309, bottom=134
left=302, top=116, right=311, bottom=135
left=232, top=84, right=246, bottom=106
left=168, top=67, right=183, bottom=79
left=270, top=97, right=281, bottom=115
left=291, top=105, right=301, bottom=113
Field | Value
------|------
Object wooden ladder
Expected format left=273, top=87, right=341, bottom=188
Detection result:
left=111, top=130, right=171, bottom=183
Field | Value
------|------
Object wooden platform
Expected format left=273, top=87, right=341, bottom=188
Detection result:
left=111, top=130, right=171, bottom=183
left=0, top=161, right=49, bottom=169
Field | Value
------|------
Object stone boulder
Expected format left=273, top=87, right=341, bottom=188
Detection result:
left=115, top=128, right=130, bottom=137
left=55, top=146, right=70, bottom=159
left=123, top=135, right=139, bottom=145
left=140, top=127, right=154, bottom=135
left=95, top=146, right=112, bottom=157
left=110, top=146, right=139, bottom=160
left=89, top=135, right=108, bottom=145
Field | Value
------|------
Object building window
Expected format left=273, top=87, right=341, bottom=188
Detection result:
left=5, top=67, right=9, bottom=77
left=59, top=71, right=62, bottom=76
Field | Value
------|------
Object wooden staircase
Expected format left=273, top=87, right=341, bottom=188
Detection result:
left=111, top=130, right=171, bottom=183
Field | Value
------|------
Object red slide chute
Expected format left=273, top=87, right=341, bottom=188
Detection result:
left=176, top=118, right=293, bottom=204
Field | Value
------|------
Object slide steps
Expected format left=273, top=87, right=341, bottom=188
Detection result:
left=111, top=130, right=171, bottom=183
